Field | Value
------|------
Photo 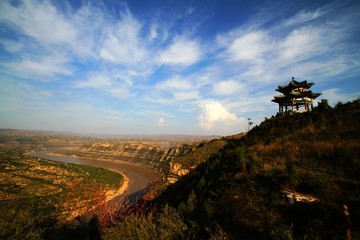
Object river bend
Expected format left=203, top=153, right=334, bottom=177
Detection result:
left=28, top=152, right=162, bottom=198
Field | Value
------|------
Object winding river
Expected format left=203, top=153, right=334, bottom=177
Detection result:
left=28, top=152, right=162, bottom=200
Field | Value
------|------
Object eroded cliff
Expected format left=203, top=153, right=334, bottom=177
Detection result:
left=77, top=138, right=228, bottom=183
left=78, top=141, right=194, bottom=173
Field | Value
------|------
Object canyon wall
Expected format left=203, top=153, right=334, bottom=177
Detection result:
left=78, top=142, right=195, bottom=174
left=78, top=138, right=228, bottom=183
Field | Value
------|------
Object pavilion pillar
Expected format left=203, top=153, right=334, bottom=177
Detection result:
left=279, top=104, right=281, bottom=115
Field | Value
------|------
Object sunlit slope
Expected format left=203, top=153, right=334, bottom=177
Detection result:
left=152, top=99, right=360, bottom=239
left=0, top=149, right=123, bottom=224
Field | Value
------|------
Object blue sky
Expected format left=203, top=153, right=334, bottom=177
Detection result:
left=0, top=0, right=359, bottom=135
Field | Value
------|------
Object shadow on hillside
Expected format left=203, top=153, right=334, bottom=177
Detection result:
left=45, top=182, right=156, bottom=240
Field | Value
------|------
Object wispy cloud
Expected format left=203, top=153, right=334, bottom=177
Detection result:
left=213, top=80, right=246, bottom=96
left=279, top=26, right=325, bottom=61
left=1, top=53, right=72, bottom=79
left=174, top=90, right=200, bottom=101
left=224, top=31, right=270, bottom=62
left=0, top=0, right=97, bottom=58
left=155, top=76, right=192, bottom=90
left=0, top=78, right=52, bottom=112
left=158, top=37, right=201, bottom=67
left=283, top=9, right=325, bottom=27
left=321, top=88, right=360, bottom=106
left=100, top=11, right=147, bottom=65
left=0, top=0, right=359, bottom=134
left=0, top=39, right=24, bottom=53
left=75, top=71, right=134, bottom=99
left=216, top=3, right=360, bottom=87
left=0, top=0, right=77, bottom=46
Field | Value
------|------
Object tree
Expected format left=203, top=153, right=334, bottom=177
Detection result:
left=247, top=118, right=254, bottom=131
left=316, top=99, right=332, bottom=111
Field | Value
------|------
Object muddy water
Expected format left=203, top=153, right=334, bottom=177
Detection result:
left=28, top=152, right=162, bottom=197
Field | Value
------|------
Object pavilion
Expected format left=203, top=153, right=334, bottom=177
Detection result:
left=272, top=77, right=321, bottom=116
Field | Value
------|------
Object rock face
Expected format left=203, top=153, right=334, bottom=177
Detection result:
left=167, top=163, right=190, bottom=183
left=78, top=138, right=228, bottom=183
left=166, top=139, right=227, bottom=183
left=78, top=142, right=195, bottom=174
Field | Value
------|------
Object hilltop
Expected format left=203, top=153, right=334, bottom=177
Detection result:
left=104, top=98, right=360, bottom=239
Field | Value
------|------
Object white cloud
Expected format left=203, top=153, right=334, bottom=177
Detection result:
left=226, top=31, right=269, bottom=62
left=0, top=78, right=52, bottom=112
left=198, top=100, right=242, bottom=132
left=283, top=9, right=324, bottom=27
left=157, top=117, right=165, bottom=127
left=280, top=27, right=324, bottom=61
left=0, top=0, right=112, bottom=58
left=0, top=0, right=77, bottom=46
left=156, top=77, right=192, bottom=90
left=108, top=87, right=133, bottom=99
left=75, top=74, right=112, bottom=89
left=0, top=39, right=24, bottom=53
left=153, top=75, right=201, bottom=103
left=213, top=80, right=245, bottom=96
left=321, top=88, right=359, bottom=106
left=174, top=90, right=199, bottom=101
left=75, top=72, right=133, bottom=99
left=100, top=12, right=147, bottom=65
left=2, top=54, right=72, bottom=79
left=159, top=37, right=201, bottom=66
left=148, top=23, right=158, bottom=41
left=216, top=12, right=356, bottom=88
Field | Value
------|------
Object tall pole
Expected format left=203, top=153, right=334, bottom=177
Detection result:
left=344, top=204, right=351, bottom=240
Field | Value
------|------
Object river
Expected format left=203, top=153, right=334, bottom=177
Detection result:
left=28, top=152, right=162, bottom=201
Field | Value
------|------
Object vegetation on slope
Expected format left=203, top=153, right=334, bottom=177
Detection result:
left=0, top=148, right=123, bottom=240
left=104, top=98, right=360, bottom=239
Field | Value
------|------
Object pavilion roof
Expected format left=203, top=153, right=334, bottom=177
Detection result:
left=276, top=78, right=315, bottom=94
left=271, top=91, right=321, bottom=103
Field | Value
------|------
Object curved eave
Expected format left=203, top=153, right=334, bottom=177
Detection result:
left=272, top=92, right=322, bottom=103
left=311, top=92, right=321, bottom=99
left=276, top=81, right=315, bottom=93
left=292, top=91, right=321, bottom=99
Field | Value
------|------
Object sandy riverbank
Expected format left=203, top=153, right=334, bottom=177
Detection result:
left=47, top=152, right=130, bottom=202
left=26, top=151, right=161, bottom=199
left=105, top=172, right=130, bottom=202
left=26, top=152, right=132, bottom=202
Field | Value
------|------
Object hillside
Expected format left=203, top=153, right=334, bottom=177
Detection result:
left=0, top=148, right=124, bottom=239
left=104, top=99, right=360, bottom=240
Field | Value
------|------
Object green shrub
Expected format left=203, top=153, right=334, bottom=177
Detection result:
left=103, top=206, right=188, bottom=240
